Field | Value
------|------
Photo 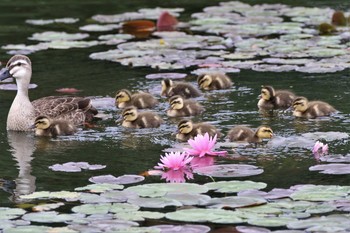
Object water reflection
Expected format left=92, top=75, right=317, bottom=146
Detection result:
left=6, top=131, right=36, bottom=203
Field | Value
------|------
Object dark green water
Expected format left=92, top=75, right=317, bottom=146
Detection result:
left=0, top=0, right=349, bottom=222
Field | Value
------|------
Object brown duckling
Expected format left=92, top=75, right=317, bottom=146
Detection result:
left=115, top=89, right=158, bottom=109
left=161, top=79, right=201, bottom=98
left=257, top=85, right=296, bottom=110
left=167, top=95, right=204, bottom=117
left=121, top=106, right=163, bottom=128
left=176, top=119, right=221, bottom=142
left=197, top=73, right=233, bottom=90
left=227, top=125, right=273, bottom=143
left=32, top=116, right=77, bottom=137
left=292, top=96, right=337, bottom=119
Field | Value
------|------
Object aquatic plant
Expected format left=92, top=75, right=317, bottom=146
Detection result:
left=312, top=141, right=328, bottom=160
left=185, top=133, right=227, bottom=157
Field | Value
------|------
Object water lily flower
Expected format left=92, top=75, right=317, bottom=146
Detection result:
left=312, top=141, right=328, bottom=160
left=155, top=151, right=193, bottom=171
left=190, top=156, right=215, bottom=168
left=161, top=169, right=194, bottom=183
left=184, top=133, right=227, bottom=157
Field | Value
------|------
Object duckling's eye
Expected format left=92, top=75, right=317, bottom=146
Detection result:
left=263, top=129, right=272, bottom=133
left=16, top=62, right=22, bottom=66
left=172, top=100, right=181, bottom=104
left=261, top=91, right=267, bottom=95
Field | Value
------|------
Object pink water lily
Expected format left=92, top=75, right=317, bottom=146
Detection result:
left=155, top=151, right=193, bottom=171
left=184, top=133, right=227, bottom=157
left=312, top=141, right=328, bottom=160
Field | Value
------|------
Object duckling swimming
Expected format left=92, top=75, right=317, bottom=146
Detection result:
left=257, top=85, right=296, bottom=110
left=167, top=95, right=204, bottom=117
left=115, top=89, right=158, bottom=109
left=227, top=125, right=273, bottom=143
left=161, top=79, right=201, bottom=98
left=32, top=116, right=77, bottom=137
left=176, top=119, right=221, bottom=142
left=292, top=96, right=337, bottom=119
left=121, top=106, right=163, bottom=128
left=0, top=54, right=98, bottom=131
left=197, top=73, right=233, bottom=90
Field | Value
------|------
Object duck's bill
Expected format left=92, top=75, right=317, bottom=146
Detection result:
left=0, top=67, right=11, bottom=81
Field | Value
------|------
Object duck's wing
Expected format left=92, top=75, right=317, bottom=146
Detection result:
left=32, top=96, right=98, bottom=125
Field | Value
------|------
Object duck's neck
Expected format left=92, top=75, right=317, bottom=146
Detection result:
left=7, top=77, right=35, bottom=131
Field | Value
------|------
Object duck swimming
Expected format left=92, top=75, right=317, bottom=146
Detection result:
left=257, top=85, right=296, bottom=110
left=292, top=96, right=337, bottom=118
left=0, top=55, right=98, bottom=131
left=115, top=89, right=158, bottom=109
left=161, top=78, right=201, bottom=98
left=197, top=72, right=233, bottom=90
left=32, top=116, right=78, bottom=137
left=227, top=125, right=273, bottom=143
left=176, top=119, right=221, bottom=142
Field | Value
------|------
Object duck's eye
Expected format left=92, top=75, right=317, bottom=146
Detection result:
left=16, top=62, right=22, bottom=66
left=261, top=91, right=267, bottom=95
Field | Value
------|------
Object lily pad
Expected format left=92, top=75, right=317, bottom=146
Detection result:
left=28, top=31, right=89, bottom=41
left=166, top=208, right=244, bottom=224
left=205, top=180, right=267, bottom=193
left=145, top=73, right=187, bottom=79
left=22, top=211, right=80, bottom=223
left=150, top=224, right=210, bottom=233
left=32, top=202, right=65, bottom=212
left=25, top=18, right=79, bottom=25
left=79, top=24, right=120, bottom=32
left=290, top=184, right=350, bottom=201
left=309, top=163, right=350, bottom=175
left=75, top=183, right=124, bottom=193
left=49, top=162, right=106, bottom=172
left=0, top=208, right=26, bottom=220
left=207, top=196, right=267, bottom=209
left=125, top=183, right=208, bottom=197
left=194, top=164, right=264, bottom=177
left=248, top=216, right=297, bottom=227
left=89, top=174, right=144, bottom=185
left=127, top=196, right=183, bottom=208
left=19, top=191, right=80, bottom=201
left=115, top=211, right=164, bottom=221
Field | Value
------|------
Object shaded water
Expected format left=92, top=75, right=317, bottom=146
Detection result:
left=0, top=0, right=350, bottom=230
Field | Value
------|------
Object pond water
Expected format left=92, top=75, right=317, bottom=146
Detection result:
left=0, top=0, right=350, bottom=232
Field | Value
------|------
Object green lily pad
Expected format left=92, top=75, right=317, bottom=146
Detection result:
left=164, top=193, right=211, bottom=206
left=207, top=196, right=267, bottom=209
left=194, top=164, right=264, bottom=178
left=309, top=163, right=350, bottom=175
left=79, top=24, right=120, bottom=32
left=46, top=40, right=99, bottom=49
left=290, top=185, right=350, bottom=201
left=71, top=203, right=112, bottom=215
left=150, top=224, right=210, bottom=233
left=32, top=202, right=65, bottom=212
left=3, top=226, right=77, bottom=233
left=19, top=191, right=80, bottom=201
left=205, top=180, right=267, bottom=193
left=113, top=227, right=161, bottom=233
left=287, top=214, right=350, bottom=230
left=248, top=216, right=297, bottom=227
left=115, top=210, right=164, bottom=221
left=21, top=211, right=79, bottom=223
left=125, top=183, right=208, bottom=197
left=165, top=208, right=244, bottom=224
left=25, top=18, right=79, bottom=25
left=127, top=196, right=183, bottom=208
left=28, top=31, right=89, bottom=41
left=75, top=183, right=124, bottom=193
left=0, top=208, right=26, bottom=220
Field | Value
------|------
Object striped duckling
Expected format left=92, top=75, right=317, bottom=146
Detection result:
left=227, top=125, right=273, bottom=143
left=176, top=119, right=221, bottom=142
left=167, top=95, right=204, bottom=117
left=115, top=89, right=158, bottom=109
left=197, top=72, right=233, bottom=90
left=121, top=106, right=163, bottom=128
left=257, top=85, right=296, bottom=110
left=161, top=79, right=201, bottom=98
left=32, top=116, right=77, bottom=137
left=292, top=96, right=337, bottom=119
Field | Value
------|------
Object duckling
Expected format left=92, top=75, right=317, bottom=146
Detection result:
left=176, top=119, right=221, bottom=142
left=32, top=116, right=77, bottom=137
left=257, top=85, right=296, bottom=110
left=292, top=96, right=337, bottom=119
left=161, top=79, right=201, bottom=98
left=197, top=73, right=233, bottom=90
left=115, top=89, right=158, bottom=109
left=121, top=106, right=163, bottom=128
left=167, top=95, right=204, bottom=117
left=0, top=54, right=98, bottom=131
left=227, top=125, right=273, bottom=143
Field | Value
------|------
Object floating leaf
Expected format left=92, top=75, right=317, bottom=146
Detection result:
left=89, top=174, right=144, bottom=185
left=32, top=202, right=65, bottom=212
left=145, top=73, right=187, bottom=79
left=115, top=210, right=164, bottom=221
left=248, top=216, right=297, bottom=227
left=49, top=162, right=106, bottom=172
left=25, top=18, right=79, bottom=25
left=165, top=208, right=244, bottom=224
left=287, top=214, right=350, bottom=230
left=19, top=191, right=80, bottom=200
left=309, top=163, right=350, bottom=175
left=0, top=208, right=26, bottom=220
left=28, top=31, right=89, bottom=41
left=207, top=196, right=267, bottom=209
left=290, top=185, right=350, bottom=201
left=79, top=24, right=120, bottom=32
left=75, top=183, right=124, bottom=193
left=205, top=180, right=267, bottom=193
left=194, top=164, right=263, bottom=177
left=22, top=211, right=79, bottom=223
left=122, top=20, right=155, bottom=38
left=128, top=196, right=183, bottom=208
left=125, top=183, right=208, bottom=197
left=164, top=193, right=211, bottom=206
left=150, top=224, right=210, bottom=233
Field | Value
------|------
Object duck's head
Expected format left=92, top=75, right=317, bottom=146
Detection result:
left=115, top=89, right=132, bottom=104
left=197, top=74, right=213, bottom=89
left=122, top=106, right=138, bottom=122
left=177, top=119, right=193, bottom=134
left=256, top=126, right=273, bottom=139
left=260, top=85, right=275, bottom=101
left=33, top=116, right=51, bottom=130
left=161, top=79, right=173, bottom=96
left=292, top=97, right=308, bottom=112
left=0, top=55, right=32, bottom=82
left=169, top=95, right=184, bottom=110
